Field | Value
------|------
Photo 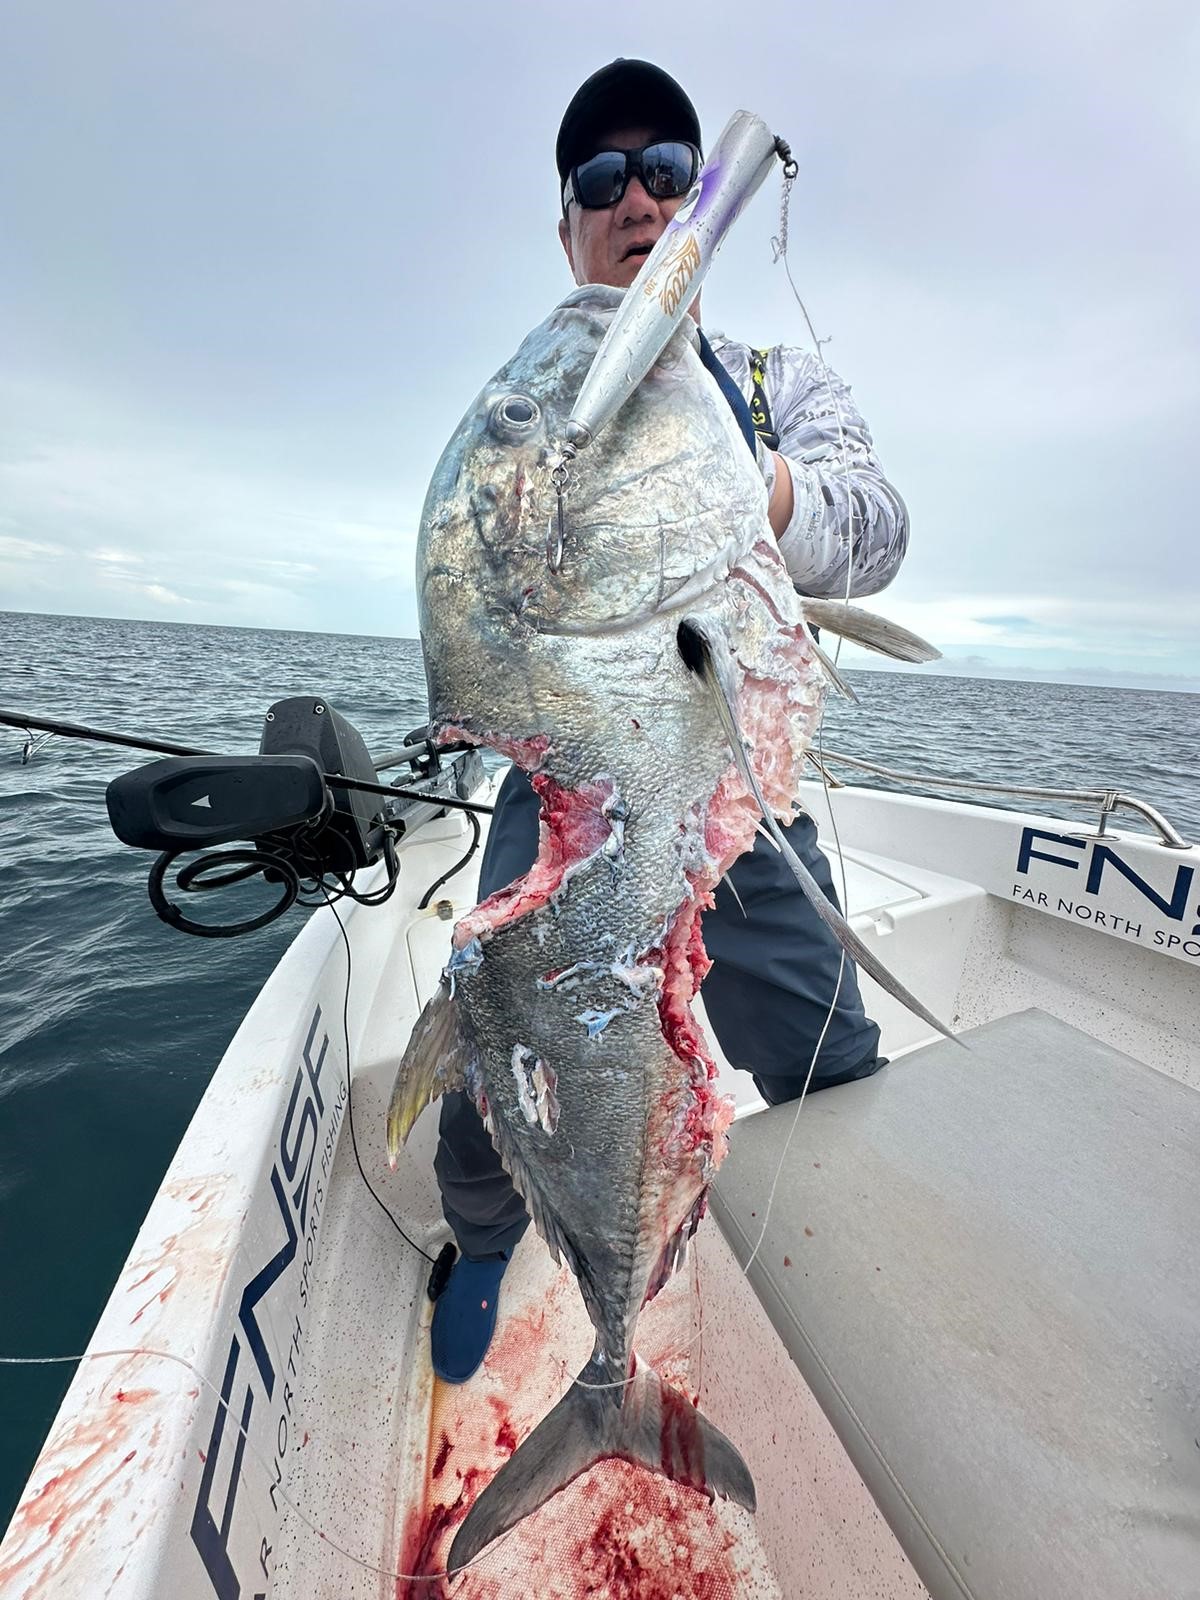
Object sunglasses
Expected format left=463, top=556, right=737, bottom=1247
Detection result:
left=566, top=141, right=701, bottom=211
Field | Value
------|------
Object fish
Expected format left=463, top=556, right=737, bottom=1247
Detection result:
left=386, top=284, right=941, bottom=1573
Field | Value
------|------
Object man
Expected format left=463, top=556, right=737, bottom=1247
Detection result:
left=430, top=60, right=909, bottom=1382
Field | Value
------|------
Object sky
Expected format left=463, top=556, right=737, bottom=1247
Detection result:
left=1, top=0, right=1197, bottom=690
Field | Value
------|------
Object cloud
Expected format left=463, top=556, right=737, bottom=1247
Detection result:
left=0, top=533, right=65, bottom=560
left=136, top=582, right=189, bottom=606
left=89, top=546, right=143, bottom=565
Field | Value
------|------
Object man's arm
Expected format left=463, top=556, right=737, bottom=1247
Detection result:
left=751, top=346, right=909, bottom=599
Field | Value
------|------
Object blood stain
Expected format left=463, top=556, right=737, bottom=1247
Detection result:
left=395, top=1465, right=485, bottom=1600
left=570, top=1462, right=743, bottom=1599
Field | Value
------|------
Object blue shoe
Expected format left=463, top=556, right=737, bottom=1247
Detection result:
left=430, top=1251, right=511, bottom=1384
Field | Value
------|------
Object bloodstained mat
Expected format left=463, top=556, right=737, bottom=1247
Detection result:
left=393, top=1234, right=780, bottom=1599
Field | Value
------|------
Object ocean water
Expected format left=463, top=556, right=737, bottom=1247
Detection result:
left=0, top=608, right=1196, bottom=1530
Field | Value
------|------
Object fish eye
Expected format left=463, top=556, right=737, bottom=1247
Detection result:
left=489, top=393, right=541, bottom=442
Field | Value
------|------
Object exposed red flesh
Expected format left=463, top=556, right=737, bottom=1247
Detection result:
left=635, top=639, right=817, bottom=1276
left=454, top=773, right=616, bottom=949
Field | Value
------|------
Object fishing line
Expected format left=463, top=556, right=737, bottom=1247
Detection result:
left=733, top=168, right=862, bottom=1280
left=0, top=1349, right=515, bottom=1583
left=320, top=885, right=436, bottom=1266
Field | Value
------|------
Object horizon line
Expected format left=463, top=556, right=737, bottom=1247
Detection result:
left=3, top=604, right=1197, bottom=696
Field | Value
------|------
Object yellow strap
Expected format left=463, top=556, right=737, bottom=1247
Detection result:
left=749, top=347, right=777, bottom=447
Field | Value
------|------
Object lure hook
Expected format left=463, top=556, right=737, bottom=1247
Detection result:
left=545, top=445, right=574, bottom=573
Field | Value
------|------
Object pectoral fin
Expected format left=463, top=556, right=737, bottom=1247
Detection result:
left=385, top=979, right=472, bottom=1161
left=802, top=600, right=941, bottom=663
left=678, top=615, right=957, bottom=1045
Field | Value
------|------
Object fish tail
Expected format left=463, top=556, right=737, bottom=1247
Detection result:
left=445, top=1347, right=755, bottom=1573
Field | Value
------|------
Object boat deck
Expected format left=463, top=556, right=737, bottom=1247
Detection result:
left=3, top=779, right=1196, bottom=1599
left=713, top=1008, right=1200, bottom=1600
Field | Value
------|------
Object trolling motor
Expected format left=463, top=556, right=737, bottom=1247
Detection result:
left=103, top=697, right=484, bottom=937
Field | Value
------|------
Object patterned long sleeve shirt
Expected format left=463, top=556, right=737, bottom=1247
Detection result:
left=708, top=337, right=909, bottom=599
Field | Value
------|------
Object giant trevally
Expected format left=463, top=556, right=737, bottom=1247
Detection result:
left=386, top=284, right=940, bottom=1571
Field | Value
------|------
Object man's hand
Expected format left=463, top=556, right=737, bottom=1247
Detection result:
left=766, top=450, right=795, bottom=538
left=757, top=440, right=795, bottom=540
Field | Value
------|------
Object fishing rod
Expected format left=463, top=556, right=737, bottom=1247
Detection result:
left=0, top=700, right=492, bottom=938
left=0, top=706, right=492, bottom=813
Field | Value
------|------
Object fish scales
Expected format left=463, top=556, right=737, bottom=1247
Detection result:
left=389, top=285, right=826, bottom=1570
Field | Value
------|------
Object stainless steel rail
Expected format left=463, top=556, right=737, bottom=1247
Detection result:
left=807, top=748, right=1194, bottom=850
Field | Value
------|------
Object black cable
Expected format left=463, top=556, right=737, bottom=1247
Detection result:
left=321, top=887, right=435, bottom=1265
left=326, top=831, right=401, bottom=908
left=417, top=811, right=481, bottom=910
left=149, top=848, right=300, bottom=937
left=337, top=870, right=400, bottom=909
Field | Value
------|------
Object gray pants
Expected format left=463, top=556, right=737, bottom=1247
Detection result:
left=434, top=767, right=882, bottom=1257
